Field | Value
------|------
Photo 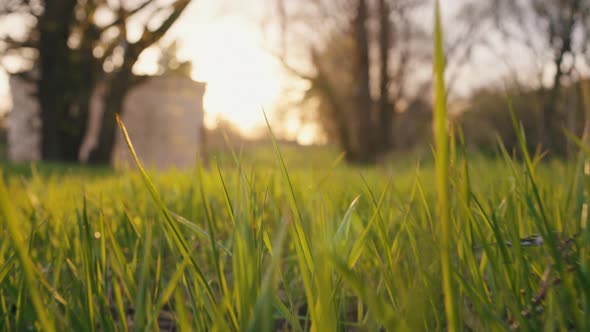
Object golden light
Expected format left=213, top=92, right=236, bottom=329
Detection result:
left=1, top=2, right=317, bottom=143
left=173, top=14, right=284, bottom=138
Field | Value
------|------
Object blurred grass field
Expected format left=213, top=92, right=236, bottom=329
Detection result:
left=1, top=142, right=589, bottom=331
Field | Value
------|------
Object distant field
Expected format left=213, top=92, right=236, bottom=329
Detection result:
left=1, top=141, right=588, bottom=331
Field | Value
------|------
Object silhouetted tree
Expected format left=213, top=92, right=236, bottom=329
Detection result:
left=1, top=0, right=191, bottom=163
left=377, top=0, right=393, bottom=152
left=458, top=0, right=590, bottom=156
left=87, top=0, right=191, bottom=164
left=351, top=0, right=373, bottom=163
left=267, top=0, right=429, bottom=163
left=535, top=0, right=587, bottom=155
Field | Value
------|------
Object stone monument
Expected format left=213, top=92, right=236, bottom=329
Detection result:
left=7, top=74, right=206, bottom=169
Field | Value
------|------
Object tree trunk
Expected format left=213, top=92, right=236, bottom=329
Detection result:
left=57, top=116, right=87, bottom=161
left=37, top=0, right=77, bottom=160
left=352, top=0, right=374, bottom=163
left=377, top=0, right=393, bottom=152
left=58, top=78, right=95, bottom=162
left=86, top=1, right=190, bottom=165
left=543, top=72, right=564, bottom=155
left=87, top=72, right=133, bottom=165
left=541, top=1, right=578, bottom=157
left=542, top=44, right=571, bottom=156
left=58, top=76, right=94, bottom=162
left=37, top=0, right=95, bottom=162
left=309, top=49, right=353, bottom=158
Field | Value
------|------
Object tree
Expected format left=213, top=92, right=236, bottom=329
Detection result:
left=351, top=0, right=373, bottom=163
left=457, top=0, right=590, bottom=156
left=1, top=0, right=191, bottom=163
left=377, top=0, right=393, bottom=152
left=37, top=0, right=79, bottom=161
left=266, top=0, right=429, bottom=163
left=533, top=0, right=588, bottom=154
left=87, top=0, right=191, bottom=164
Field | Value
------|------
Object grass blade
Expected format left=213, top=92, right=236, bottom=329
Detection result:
left=116, top=114, right=215, bottom=306
left=433, top=1, right=458, bottom=330
left=0, top=173, right=55, bottom=332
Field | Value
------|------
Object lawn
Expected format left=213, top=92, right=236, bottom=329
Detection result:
left=1, top=140, right=588, bottom=331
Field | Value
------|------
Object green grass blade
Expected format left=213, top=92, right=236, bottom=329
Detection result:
left=334, top=195, right=361, bottom=244
left=433, top=1, right=458, bottom=330
left=116, top=114, right=215, bottom=305
left=0, top=218, right=48, bottom=284
left=0, top=173, right=55, bottom=332
left=263, top=112, right=314, bottom=271
left=133, top=219, right=153, bottom=332
left=169, top=211, right=232, bottom=255
left=80, top=196, right=97, bottom=332
left=246, top=218, right=289, bottom=332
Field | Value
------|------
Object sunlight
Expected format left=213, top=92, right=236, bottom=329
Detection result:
left=177, top=16, right=283, bottom=137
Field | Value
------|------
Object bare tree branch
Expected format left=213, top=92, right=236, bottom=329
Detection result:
left=130, top=0, right=190, bottom=55
left=266, top=46, right=315, bottom=81
left=101, top=0, right=154, bottom=30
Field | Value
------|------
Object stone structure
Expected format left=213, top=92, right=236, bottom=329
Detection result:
left=113, top=76, right=206, bottom=169
left=8, top=74, right=206, bottom=169
left=8, top=74, right=41, bottom=162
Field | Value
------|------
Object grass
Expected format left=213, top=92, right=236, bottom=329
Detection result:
left=0, top=139, right=588, bottom=331
left=433, top=2, right=457, bottom=330
left=2, top=3, right=590, bottom=331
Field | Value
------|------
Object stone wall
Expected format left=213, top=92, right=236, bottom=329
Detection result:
left=113, top=76, right=206, bottom=169
left=8, top=74, right=206, bottom=169
left=8, top=75, right=41, bottom=162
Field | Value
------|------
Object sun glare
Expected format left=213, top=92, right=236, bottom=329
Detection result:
left=176, top=16, right=283, bottom=137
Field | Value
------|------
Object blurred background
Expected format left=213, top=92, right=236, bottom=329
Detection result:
left=1, top=0, right=589, bottom=168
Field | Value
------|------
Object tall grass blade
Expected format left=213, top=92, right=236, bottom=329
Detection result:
left=246, top=220, right=289, bottom=332
left=433, top=1, right=457, bottom=330
left=80, top=196, right=97, bottom=332
left=263, top=112, right=314, bottom=271
left=133, top=219, right=153, bottom=332
left=169, top=211, right=231, bottom=255
left=334, top=195, right=361, bottom=244
left=0, top=173, right=55, bottom=332
left=0, top=218, right=48, bottom=284
left=115, top=114, right=216, bottom=304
